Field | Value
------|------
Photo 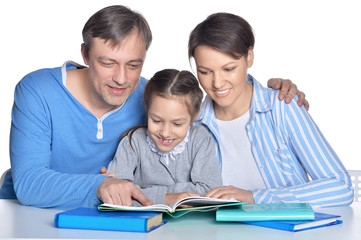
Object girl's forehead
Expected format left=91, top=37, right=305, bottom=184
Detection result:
left=152, top=93, right=189, bottom=102
left=149, top=94, right=193, bottom=115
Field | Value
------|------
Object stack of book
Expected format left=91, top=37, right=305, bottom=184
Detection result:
left=216, top=203, right=342, bottom=232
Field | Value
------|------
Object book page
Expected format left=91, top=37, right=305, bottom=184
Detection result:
left=100, top=203, right=172, bottom=212
left=171, top=197, right=241, bottom=210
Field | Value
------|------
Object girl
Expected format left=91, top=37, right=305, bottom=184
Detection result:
left=107, top=69, right=222, bottom=206
left=188, top=13, right=353, bottom=207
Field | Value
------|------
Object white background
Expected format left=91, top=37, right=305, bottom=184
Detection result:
left=1, top=0, right=360, bottom=177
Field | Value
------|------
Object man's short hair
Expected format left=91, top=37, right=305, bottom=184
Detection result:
left=82, top=5, right=152, bottom=57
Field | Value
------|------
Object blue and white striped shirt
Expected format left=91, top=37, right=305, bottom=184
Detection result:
left=196, top=74, right=354, bottom=207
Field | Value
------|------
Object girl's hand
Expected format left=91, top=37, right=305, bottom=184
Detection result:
left=165, top=192, right=201, bottom=206
left=100, top=167, right=115, bottom=177
left=204, top=185, right=255, bottom=204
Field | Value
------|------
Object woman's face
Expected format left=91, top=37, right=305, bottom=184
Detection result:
left=194, top=45, right=254, bottom=116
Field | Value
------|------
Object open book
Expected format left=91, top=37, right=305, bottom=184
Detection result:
left=99, top=196, right=245, bottom=218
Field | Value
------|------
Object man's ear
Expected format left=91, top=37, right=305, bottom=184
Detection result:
left=247, top=47, right=254, bottom=68
left=81, top=43, right=89, bottom=65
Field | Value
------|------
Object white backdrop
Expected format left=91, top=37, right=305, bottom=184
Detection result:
left=1, top=0, right=360, bottom=176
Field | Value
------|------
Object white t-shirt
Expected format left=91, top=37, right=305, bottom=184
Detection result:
left=216, top=111, right=266, bottom=190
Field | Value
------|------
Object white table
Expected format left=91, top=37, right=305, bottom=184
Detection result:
left=1, top=199, right=360, bottom=239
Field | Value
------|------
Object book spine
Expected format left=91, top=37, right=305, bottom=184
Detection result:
left=216, top=211, right=315, bottom=221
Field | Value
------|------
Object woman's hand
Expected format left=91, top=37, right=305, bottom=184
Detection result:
left=267, top=78, right=309, bottom=111
left=100, top=167, right=115, bottom=177
left=204, top=185, right=255, bottom=204
left=165, top=192, right=201, bottom=206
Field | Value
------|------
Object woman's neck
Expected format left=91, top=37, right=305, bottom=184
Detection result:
left=214, top=82, right=253, bottom=121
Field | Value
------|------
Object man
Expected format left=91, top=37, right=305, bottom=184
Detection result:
left=0, top=5, right=306, bottom=209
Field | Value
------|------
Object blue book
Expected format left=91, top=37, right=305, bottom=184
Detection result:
left=216, top=203, right=315, bottom=222
left=54, top=207, right=166, bottom=232
left=242, top=212, right=342, bottom=232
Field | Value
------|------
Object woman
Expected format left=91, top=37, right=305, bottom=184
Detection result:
left=188, top=12, right=353, bottom=207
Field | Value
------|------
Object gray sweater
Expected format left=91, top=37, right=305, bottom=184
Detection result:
left=107, top=125, right=222, bottom=205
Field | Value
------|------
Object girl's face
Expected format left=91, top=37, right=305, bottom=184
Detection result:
left=194, top=45, right=254, bottom=117
left=147, top=95, right=193, bottom=152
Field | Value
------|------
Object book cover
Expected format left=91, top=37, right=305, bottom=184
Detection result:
left=242, top=212, right=342, bottom=232
left=54, top=207, right=166, bottom=232
left=216, top=203, right=315, bottom=222
left=99, top=196, right=245, bottom=218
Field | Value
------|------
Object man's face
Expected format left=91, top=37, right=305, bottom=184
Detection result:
left=82, top=32, right=147, bottom=110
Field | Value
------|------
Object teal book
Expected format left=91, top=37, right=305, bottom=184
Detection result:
left=242, top=212, right=342, bottom=232
left=54, top=207, right=166, bottom=232
left=216, top=203, right=315, bottom=222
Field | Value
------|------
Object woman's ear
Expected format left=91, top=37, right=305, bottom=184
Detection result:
left=81, top=43, right=89, bottom=66
left=247, top=47, right=254, bottom=68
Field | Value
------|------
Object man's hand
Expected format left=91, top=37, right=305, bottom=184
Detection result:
left=267, top=78, right=309, bottom=111
left=97, top=177, right=153, bottom=206
left=204, top=185, right=255, bottom=204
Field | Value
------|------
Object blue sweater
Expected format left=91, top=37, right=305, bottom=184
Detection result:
left=0, top=62, right=147, bottom=209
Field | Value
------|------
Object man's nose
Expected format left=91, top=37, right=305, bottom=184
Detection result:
left=112, top=65, right=127, bottom=85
